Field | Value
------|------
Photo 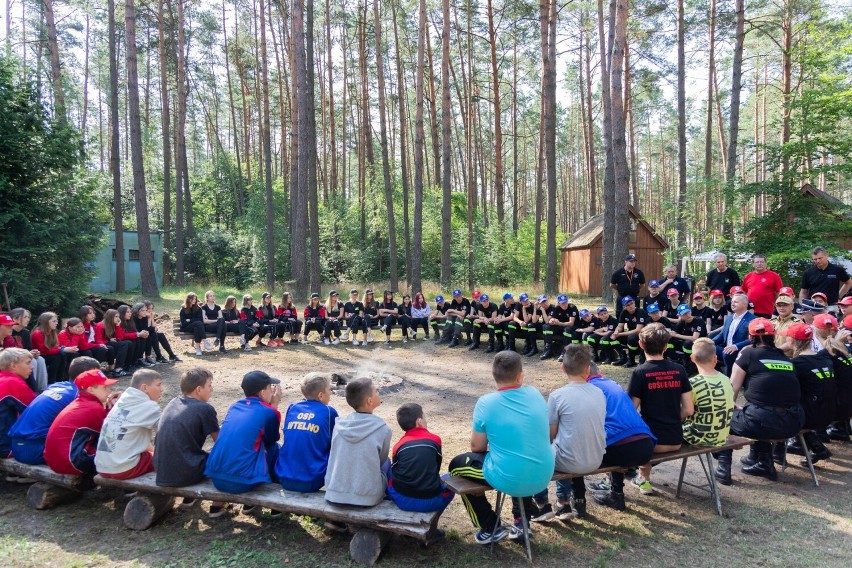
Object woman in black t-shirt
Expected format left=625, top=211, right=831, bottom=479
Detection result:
left=378, top=290, right=399, bottom=345
left=714, top=318, right=804, bottom=485
left=363, top=289, right=380, bottom=343
left=705, top=290, right=729, bottom=337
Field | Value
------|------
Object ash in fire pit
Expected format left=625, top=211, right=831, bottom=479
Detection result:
left=331, top=370, right=405, bottom=396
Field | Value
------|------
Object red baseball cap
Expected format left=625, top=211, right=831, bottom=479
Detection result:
left=813, top=314, right=838, bottom=330
left=843, top=314, right=852, bottom=329
left=472, top=290, right=481, bottom=299
left=74, top=369, right=118, bottom=390
left=667, top=288, right=680, bottom=296
left=0, top=314, right=15, bottom=326
left=779, top=287, right=795, bottom=297
left=709, top=289, right=724, bottom=297
left=748, top=318, right=775, bottom=336
left=783, top=323, right=813, bottom=341
left=811, top=292, right=828, bottom=302
left=730, top=286, right=744, bottom=294
left=693, top=292, right=705, bottom=299
left=838, top=296, right=852, bottom=306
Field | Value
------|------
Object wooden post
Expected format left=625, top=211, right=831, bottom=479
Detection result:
left=26, top=482, right=80, bottom=510
left=349, top=528, right=391, bottom=565
left=1, top=283, right=9, bottom=312
left=123, top=494, right=176, bottom=530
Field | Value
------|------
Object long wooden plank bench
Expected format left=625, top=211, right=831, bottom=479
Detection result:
left=94, top=472, right=443, bottom=565
left=0, top=458, right=90, bottom=509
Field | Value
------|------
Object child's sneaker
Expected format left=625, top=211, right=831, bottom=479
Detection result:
left=332, top=338, right=340, bottom=345
left=368, top=333, right=375, bottom=343
left=323, top=338, right=330, bottom=346
left=195, top=347, right=203, bottom=356
left=352, top=339, right=360, bottom=346
left=341, top=331, right=350, bottom=341
left=530, top=503, right=555, bottom=522
left=219, top=346, right=226, bottom=353
left=474, top=524, right=508, bottom=545
left=239, top=336, right=246, bottom=346
left=554, top=501, right=576, bottom=520
left=409, top=328, right=416, bottom=339
left=380, top=324, right=387, bottom=333
left=203, top=339, right=213, bottom=351
left=589, top=478, right=611, bottom=492
left=572, top=497, right=587, bottom=518
left=402, top=337, right=408, bottom=343
left=156, top=357, right=170, bottom=364
left=243, top=344, right=252, bottom=352
left=384, top=338, right=391, bottom=345
left=632, top=477, right=655, bottom=495
left=508, top=519, right=533, bottom=542
left=213, top=339, right=220, bottom=347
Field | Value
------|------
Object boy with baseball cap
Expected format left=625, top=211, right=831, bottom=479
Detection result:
left=44, top=369, right=120, bottom=475
left=204, top=370, right=282, bottom=494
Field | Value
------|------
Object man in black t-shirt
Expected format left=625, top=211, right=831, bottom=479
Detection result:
left=799, top=246, right=852, bottom=305
left=610, top=254, right=646, bottom=318
left=430, top=296, right=450, bottom=341
left=470, top=294, right=498, bottom=352
left=611, top=297, right=647, bottom=367
left=705, top=253, right=741, bottom=297
left=494, top=294, right=516, bottom=352
left=525, top=295, right=550, bottom=357
left=506, top=293, right=534, bottom=354
left=540, top=294, right=577, bottom=361
left=442, top=289, right=472, bottom=348
left=590, top=306, right=619, bottom=364
left=659, top=265, right=691, bottom=304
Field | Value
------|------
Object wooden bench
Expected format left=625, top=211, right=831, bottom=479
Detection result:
left=765, top=430, right=820, bottom=487
left=0, top=458, right=90, bottom=509
left=171, top=320, right=241, bottom=342
left=94, top=473, right=443, bottom=565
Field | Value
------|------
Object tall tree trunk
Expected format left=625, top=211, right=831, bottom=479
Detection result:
left=158, top=0, right=172, bottom=284
left=108, top=0, right=124, bottom=293
left=583, top=15, right=598, bottom=217
left=82, top=15, right=89, bottom=141
left=625, top=44, right=639, bottom=210
left=326, top=0, right=337, bottom=199
left=487, top=0, right=504, bottom=228
left=43, top=0, right=65, bottom=121
left=512, top=33, right=519, bottom=235
left=440, top=0, right=453, bottom=288
left=426, top=28, right=440, bottom=189
left=780, top=0, right=793, bottom=184
left=724, top=0, right=745, bottom=239
left=543, top=0, right=558, bottom=294
left=411, top=0, right=426, bottom=295
left=223, top=0, right=244, bottom=216
left=260, top=0, right=275, bottom=289
left=391, top=1, right=412, bottom=285
left=125, top=0, right=158, bottom=296
left=599, top=0, right=616, bottom=300
left=611, top=0, right=630, bottom=261
left=306, top=0, right=320, bottom=295
left=374, top=0, right=398, bottom=291
left=291, top=0, right=309, bottom=300
left=675, top=0, right=687, bottom=251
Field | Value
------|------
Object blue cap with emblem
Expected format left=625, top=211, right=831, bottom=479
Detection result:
left=649, top=280, right=661, bottom=288
left=435, top=295, right=445, bottom=303
left=621, top=296, right=635, bottom=306
left=596, top=305, right=608, bottom=314
left=537, top=294, right=548, bottom=303
left=557, top=294, right=568, bottom=304
left=502, top=293, right=514, bottom=301
left=519, top=293, right=529, bottom=302
left=579, top=309, right=590, bottom=318
left=453, top=289, right=462, bottom=297
left=677, top=304, right=691, bottom=315
left=646, top=303, right=660, bottom=314
left=480, top=294, right=489, bottom=302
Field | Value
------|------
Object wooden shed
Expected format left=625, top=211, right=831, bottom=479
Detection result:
left=559, top=205, right=669, bottom=296
left=797, top=184, right=852, bottom=249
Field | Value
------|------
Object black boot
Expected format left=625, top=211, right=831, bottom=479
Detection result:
left=611, top=347, right=628, bottom=366
left=827, top=422, right=851, bottom=442
left=484, top=340, right=495, bottom=354
left=803, top=431, right=832, bottom=463
left=495, top=337, right=505, bottom=352
left=592, top=490, right=625, bottom=511
left=772, top=443, right=787, bottom=466
left=468, top=338, right=481, bottom=351
left=741, top=443, right=777, bottom=481
left=714, top=451, right=732, bottom=486
left=540, top=345, right=554, bottom=360
left=521, top=341, right=532, bottom=356
left=599, top=347, right=614, bottom=365
left=786, top=436, right=805, bottom=456
left=740, top=445, right=759, bottom=467
left=506, top=338, right=516, bottom=352
left=592, top=347, right=601, bottom=363
left=464, top=335, right=474, bottom=347
left=526, top=341, right=539, bottom=357
left=624, top=351, right=638, bottom=368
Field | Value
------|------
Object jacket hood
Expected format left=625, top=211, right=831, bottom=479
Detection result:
left=336, top=412, right=387, bottom=443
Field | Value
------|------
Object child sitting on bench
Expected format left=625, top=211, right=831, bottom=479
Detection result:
left=0, top=348, right=37, bottom=459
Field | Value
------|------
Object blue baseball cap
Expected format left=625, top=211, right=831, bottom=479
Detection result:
left=557, top=294, right=569, bottom=304
left=596, top=305, right=609, bottom=314
left=677, top=304, right=691, bottom=315
left=480, top=294, right=489, bottom=302
left=647, top=303, right=660, bottom=314
left=537, top=294, right=548, bottom=303
left=621, top=296, right=635, bottom=306
left=579, top=309, right=590, bottom=318
left=649, top=280, right=661, bottom=288
left=453, top=289, right=462, bottom=297
left=519, top=293, right=529, bottom=302
left=502, top=293, right=514, bottom=301
left=435, top=295, right=445, bottom=303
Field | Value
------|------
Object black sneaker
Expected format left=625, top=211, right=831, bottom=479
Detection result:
left=572, top=497, right=587, bottom=518
left=589, top=478, right=611, bottom=492
left=474, top=525, right=508, bottom=545
left=156, top=357, right=170, bottom=365
left=530, top=503, right=555, bottom=523
left=593, top=491, right=626, bottom=511
left=170, top=355, right=183, bottom=363
left=554, top=502, right=575, bottom=520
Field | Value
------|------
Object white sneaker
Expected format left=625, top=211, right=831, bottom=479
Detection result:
left=332, top=339, right=340, bottom=345
left=341, top=331, right=349, bottom=341
left=368, top=333, right=375, bottom=343
left=244, top=344, right=252, bottom=352
left=402, top=337, right=409, bottom=343
left=203, top=340, right=213, bottom=351
left=239, top=336, right=246, bottom=346
left=323, top=338, right=330, bottom=345
left=380, top=325, right=387, bottom=333
left=409, top=328, right=416, bottom=339
left=352, top=339, right=360, bottom=346
left=195, top=347, right=203, bottom=356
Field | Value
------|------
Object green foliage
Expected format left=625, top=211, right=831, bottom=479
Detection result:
left=0, top=55, right=106, bottom=314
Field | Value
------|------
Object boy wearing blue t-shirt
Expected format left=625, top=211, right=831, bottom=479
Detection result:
left=449, top=351, right=554, bottom=545
left=204, top=371, right=281, bottom=494
left=8, top=357, right=99, bottom=465
left=275, top=372, right=339, bottom=492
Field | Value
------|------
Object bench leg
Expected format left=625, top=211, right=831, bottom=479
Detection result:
left=517, top=497, right=533, bottom=563
left=797, top=432, right=820, bottom=488
left=490, top=491, right=505, bottom=556
left=701, top=453, right=723, bottom=517
left=26, top=482, right=80, bottom=510
left=349, top=528, right=391, bottom=565
left=675, top=457, right=689, bottom=498
left=123, top=494, right=176, bottom=530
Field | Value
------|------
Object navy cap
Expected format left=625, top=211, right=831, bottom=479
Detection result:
left=557, top=294, right=569, bottom=304
left=502, top=293, right=514, bottom=301
left=649, top=280, right=661, bottom=288
left=435, top=295, right=445, bottom=303
left=798, top=299, right=825, bottom=313
left=596, top=305, right=608, bottom=314
left=625, top=254, right=637, bottom=261
left=677, top=304, right=691, bottom=315
left=537, top=294, right=548, bottom=303
left=647, top=303, right=660, bottom=314
left=241, top=370, right=280, bottom=397
left=579, top=309, right=590, bottom=318
left=621, top=296, right=635, bottom=306
left=453, top=289, right=462, bottom=297
left=519, top=293, right=529, bottom=302
left=480, top=294, right=489, bottom=302
left=310, top=292, right=320, bottom=299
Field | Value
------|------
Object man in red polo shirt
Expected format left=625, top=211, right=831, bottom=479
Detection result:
left=741, top=254, right=783, bottom=318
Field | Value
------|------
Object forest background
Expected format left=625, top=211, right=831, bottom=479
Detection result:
left=0, top=0, right=851, bottom=314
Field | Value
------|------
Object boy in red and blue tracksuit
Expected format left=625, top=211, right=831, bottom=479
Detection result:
left=387, top=403, right=454, bottom=513
left=204, top=371, right=282, bottom=493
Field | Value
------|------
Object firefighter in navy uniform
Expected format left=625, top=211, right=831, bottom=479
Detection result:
left=540, top=294, right=576, bottom=360
left=591, top=306, right=619, bottom=364
left=525, top=295, right=550, bottom=357
left=442, top=290, right=472, bottom=348
left=610, top=254, right=646, bottom=318
left=465, top=291, right=482, bottom=347
left=611, top=296, right=648, bottom=368
left=494, top=293, right=516, bottom=352
left=430, top=296, right=450, bottom=341
left=507, top=293, right=534, bottom=354
left=470, top=294, right=498, bottom=352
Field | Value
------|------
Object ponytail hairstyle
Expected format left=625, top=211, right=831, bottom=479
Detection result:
left=103, top=309, right=119, bottom=339
left=325, top=292, right=338, bottom=313
left=791, top=337, right=814, bottom=358
left=36, top=312, right=59, bottom=349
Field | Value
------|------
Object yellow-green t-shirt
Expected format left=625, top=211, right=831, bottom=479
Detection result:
left=682, top=372, right=734, bottom=447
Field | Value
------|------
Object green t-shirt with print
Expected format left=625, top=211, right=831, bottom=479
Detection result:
left=682, top=372, right=734, bottom=447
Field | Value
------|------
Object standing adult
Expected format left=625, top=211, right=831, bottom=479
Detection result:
left=712, top=293, right=756, bottom=375
left=799, top=246, right=852, bottom=306
left=741, top=254, right=783, bottom=318
left=659, top=265, right=691, bottom=303
left=610, top=254, right=646, bottom=319
left=705, top=253, right=741, bottom=297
